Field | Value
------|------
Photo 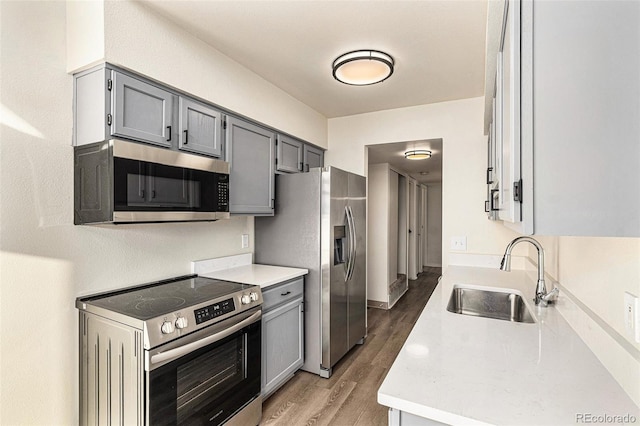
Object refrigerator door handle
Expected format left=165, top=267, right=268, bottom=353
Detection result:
left=346, top=206, right=357, bottom=282
left=344, top=206, right=354, bottom=282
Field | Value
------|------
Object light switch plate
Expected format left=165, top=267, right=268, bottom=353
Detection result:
left=450, top=236, right=467, bottom=251
left=241, top=234, right=249, bottom=249
left=624, top=291, right=640, bottom=343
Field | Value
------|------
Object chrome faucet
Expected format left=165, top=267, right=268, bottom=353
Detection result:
left=499, top=236, right=559, bottom=307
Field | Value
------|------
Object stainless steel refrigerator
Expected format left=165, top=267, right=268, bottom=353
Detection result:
left=255, top=166, right=366, bottom=378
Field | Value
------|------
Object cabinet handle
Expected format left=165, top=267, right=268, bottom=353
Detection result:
left=167, top=126, right=172, bottom=142
left=305, top=163, right=310, bottom=172
left=486, top=167, right=493, bottom=184
left=281, top=291, right=291, bottom=296
left=183, top=130, right=188, bottom=145
left=490, top=189, right=499, bottom=211
left=299, top=162, right=304, bottom=172
left=152, top=190, right=156, bottom=199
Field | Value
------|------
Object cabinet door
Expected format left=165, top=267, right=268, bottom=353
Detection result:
left=226, top=116, right=275, bottom=215
left=178, top=97, right=223, bottom=157
left=111, top=71, right=173, bottom=147
left=497, top=0, right=522, bottom=223
left=276, top=134, right=303, bottom=173
left=262, top=298, right=304, bottom=398
left=303, top=144, right=324, bottom=172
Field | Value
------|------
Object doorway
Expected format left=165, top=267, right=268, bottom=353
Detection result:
left=365, top=140, right=443, bottom=309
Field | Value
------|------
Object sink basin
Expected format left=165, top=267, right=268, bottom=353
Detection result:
left=446, top=286, right=535, bottom=323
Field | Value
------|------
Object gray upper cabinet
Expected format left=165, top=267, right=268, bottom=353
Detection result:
left=303, top=144, right=324, bottom=172
left=111, top=71, right=174, bottom=148
left=226, top=116, right=275, bottom=215
left=276, top=134, right=303, bottom=173
left=178, top=97, right=223, bottom=158
left=484, top=0, right=640, bottom=237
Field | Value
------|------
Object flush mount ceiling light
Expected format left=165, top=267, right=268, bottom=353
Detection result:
left=405, top=150, right=432, bottom=160
left=332, top=50, right=394, bottom=86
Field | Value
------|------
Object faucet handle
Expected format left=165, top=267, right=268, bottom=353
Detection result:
left=538, top=287, right=559, bottom=307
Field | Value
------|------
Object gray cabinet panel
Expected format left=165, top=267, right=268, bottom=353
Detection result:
left=276, top=134, right=303, bottom=173
left=178, top=97, right=223, bottom=157
left=74, top=67, right=109, bottom=146
left=226, top=116, right=275, bottom=215
left=112, top=71, right=173, bottom=147
left=303, top=144, right=324, bottom=171
left=262, top=279, right=304, bottom=398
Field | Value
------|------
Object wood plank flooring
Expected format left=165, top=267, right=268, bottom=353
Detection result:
left=261, top=267, right=442, bottom=426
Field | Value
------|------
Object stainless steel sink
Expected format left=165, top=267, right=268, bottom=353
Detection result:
left=446, top=286, right=535, bottom=323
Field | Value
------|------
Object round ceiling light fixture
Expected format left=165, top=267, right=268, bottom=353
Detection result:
left=404, top=150, right=432, bottom=160
left=332, top=50, right=394, bottom=86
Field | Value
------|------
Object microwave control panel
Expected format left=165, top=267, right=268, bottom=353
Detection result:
left=216, top=174, right=229, bottom=211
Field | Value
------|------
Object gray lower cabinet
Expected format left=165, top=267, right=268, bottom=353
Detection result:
left=276, top=134, right=304, bottom=173
left=303, top=144, right=324, bottom=171
left=178, top=97, right=223, bottom=157
left=226, top=116, right=276, bottom=215
left=262, top=278, right=304, bottom=398
left=388, top=408, right=447, bottom=426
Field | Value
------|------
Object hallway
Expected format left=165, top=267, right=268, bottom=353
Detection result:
left=261, top=267, right=442, bottom=426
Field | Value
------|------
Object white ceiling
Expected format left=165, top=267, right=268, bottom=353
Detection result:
left=141, top=0, right=486, bottom=183
left=141, top=0, right=488, bottom=119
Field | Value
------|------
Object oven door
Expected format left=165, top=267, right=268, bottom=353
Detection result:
left=145, top=309, right=261, bottom=425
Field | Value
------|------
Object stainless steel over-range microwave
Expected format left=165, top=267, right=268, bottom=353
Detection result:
left=74, top=139, right=230, bottom=224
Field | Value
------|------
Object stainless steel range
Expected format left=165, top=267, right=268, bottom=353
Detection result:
left=77, top=275, right=263, bottom=426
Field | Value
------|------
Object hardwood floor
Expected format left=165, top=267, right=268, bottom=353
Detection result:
left=261, top=267, right=442, bottom=426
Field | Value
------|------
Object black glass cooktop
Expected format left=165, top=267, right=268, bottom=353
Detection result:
left=80, top=275, right=252, bottom=320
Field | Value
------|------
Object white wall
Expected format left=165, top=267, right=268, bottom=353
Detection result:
left=0, top=1, right=325, bottom=424
left=425, top=183, right=442, bottom=267
left=327, top=98, right=524, bottom=269
left=527, top=235, right=640, bottom=404
left=367, top=163, right=390, bottom=303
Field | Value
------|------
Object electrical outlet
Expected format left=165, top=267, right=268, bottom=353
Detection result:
left=450, top=236, right=467, bottom=251
left=624, top=292, right=640, bottom=343
left=241, top=234, right=249, bottom=249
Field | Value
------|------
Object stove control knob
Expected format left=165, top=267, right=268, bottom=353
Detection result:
left=241, top=294, right=251, bottom=305
left=175, top=316, right=188, bottom=330
left=249, top=292, right=259, bottom=302
left=161, top=321, right=175, bottom=334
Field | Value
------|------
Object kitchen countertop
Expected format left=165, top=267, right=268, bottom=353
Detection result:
left=192, top=254, right=308, bottom=288
left=378, top=266, right=639, bottom=425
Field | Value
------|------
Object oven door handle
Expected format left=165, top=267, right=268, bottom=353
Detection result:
left=150, top=310, right=261, bottom=366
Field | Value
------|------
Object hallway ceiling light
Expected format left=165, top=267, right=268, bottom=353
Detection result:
left=405, top=150, right=432, bottom=160
left=332, top=50, right=394, bottom=86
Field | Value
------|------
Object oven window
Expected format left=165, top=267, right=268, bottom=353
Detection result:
left=113, top=158, right=223, bottom=211
left=148, top=320, right=260, bottom=426
left=176, top=335, right=244, bottom=424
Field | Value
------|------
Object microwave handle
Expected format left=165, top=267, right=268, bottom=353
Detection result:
left=149, top=309, right=261, bottom=366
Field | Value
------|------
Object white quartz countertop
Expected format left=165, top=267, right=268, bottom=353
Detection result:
left=377, top=266, right=639, bottom=425
left=193, top=254, right=307, bottom=289
left=200, top=264, right=308, bottom=288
